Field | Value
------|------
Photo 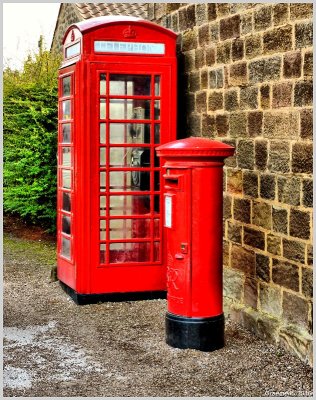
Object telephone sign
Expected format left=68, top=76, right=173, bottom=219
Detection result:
left=57, top=16, right=177, bottom=303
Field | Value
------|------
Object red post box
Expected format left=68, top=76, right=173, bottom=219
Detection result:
left=156, top=137, right=235, bottom=351
left=57, top=16, right=177, bottom=303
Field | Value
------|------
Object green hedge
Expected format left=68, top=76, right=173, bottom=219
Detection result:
left=3, top=42, right=61, bottom=232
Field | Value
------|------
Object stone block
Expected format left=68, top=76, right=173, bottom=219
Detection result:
left=241, top=13, right=252, bottom=35
left=217, top=41, right=231, bottom=64
left=290, top=3, right=313, bottom=20
left=283, top=238, right=306, bottom=264
left=252, top=201, right=271, bottom=229
left=263, top=111, right=299, bottom=139
left=295, top=22, right=313, bottom=48
left=245, top=34, right=262, bottom=60
left=244, top=227, right=265, bottom=250
left=220, top=15, right=240, bottom=41
left=243, top=171, right=258, bottom=198
left=230, top=112, right=247, bottom=138
left=241, top=308, right=258, bottom=335
left=183, top=51, right=195, bottom=73
left=209, top=22, right=219, bottom=42
left=244, top=278, right=258, bottom=309
left=227, top=169, right=242, bottom=194
left=188, top=114, right=201, bottom=136
left=209, top=68, right=223, bottom=89
left=205, top=46, right=216, bottom=66
left=292, top=142, right=313, bottom=174
left=268, top=141, right=290, bottom=173
left=224, top=90, right=239, bottom=111
left=208, top=91, right=223, bottom=111
left=255, top=140, right=268, bottom=170
left=198, top=24, right=209, bottom=47
left=254, top=6, right=272, bottom=31
left=182, top=29, right=198, bottom=52
left=260, top=173, right=276, bottom=200
left=283, top=51, right=302, bottom=79
left=267, top=234, right=281, bottom=256
left=233, top=197, right=251, bottom=224
left=256, top=253, right=270, bottom=282
left=171, top=13, right=179, bottom=32
left=200, top=69, right=208, bottom=89
left=263, top=25, right=293, bottom=54
left=294, top=81, right=313, bottom=107
left=231, top=244, right=255, bottom=276
left=195, top=3, right=207, bottom=26
left=207, top=3, right=217, bottom=21
left=302, top=267, right=313, bottom=298
left=300, top=109, right=313, bottom=140
left=201, top=114, right=216, bottom=138
left=290, top=209, right=311, bottom=240
left=223, top=267, right=244, bottom=301
left=272, top=259, right=299, bottom=291
left=222, top=139, right=237, bottom=168
left=223, top=193, right=232, bottom=219
left=227, top=221, right=242, bottom=244
left=217, top=3, right=231, bottom=17
left=223, top=239, right=230, bottom=267
left=273, top=3, right=289, bottom=26
left=232, top=38, right=244, bottom=61
left=304, top=51, right=313, bottom=77
left=216, top=114, right=229, bottom=137
left=279, top=325, right=313, bottom=367
left=237, top=140, right=254, bottom=170
left=195, top=48, right=205, bottom=69
left=272, top=82, right=292, bottom=108
left=240, top=86, right=258, bottom=110
left=272, top=206, right=288, bottom=235
left=257, top=315, right=279, bottom=344
left=196, top=91, right=207, bottom=113
left=260, top=84, right=270, bottom=109
left=307, top=244, right=313, bottom=266
left=302, top=179, right=313, bottom=208
left=259, top=283, right=282, bottom=317
left=277, top=176, right=300, bottom=206
left=229, top=62, right=247, bottom=86
left=282, top=291, right=309, bottom=330
left=249, top=56, right=281, bottom=84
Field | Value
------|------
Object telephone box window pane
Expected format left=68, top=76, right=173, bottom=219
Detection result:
left=110, top=170, right=150, bottom=192
left=109, top=74, right=151, bottom=96
left=109, top=123, right=150, bottom=144
left=100, top=220, right=106, bottom=240
left=61, top=237, right=71, bottom=259
left=154, top=100, right=160, bottom=120
left=109, top=99, right=150, bottom=120
left=109, top=242, right=151, bottom=263
left=65, top=42, right=80, bottom=58
left=100, top=196, right=106, bottom=216
left=62, top=170, right=71, bottom=189
left=62, top=100, right=71, bottom=120
left=154, top=76, right=160, bottom=96
left=100, top=74, right=106, bottom=95
left=62, top=192, right=71, bottom=212
left=154, top=242, right=161, bottom=261
left=154, top=171, right=160, bottom=192
left=62, top=76, right=71, bottom=97
left=154, top=195, right=160, bottom=213
left=109, top=147, right=150, bottom=168
left=154, top=124, right=160, bottom=144
left=100, top=123, right=106, bottom=144
left=154, top=219, right=160, bottom=237
left=110, top=195, right=150, bottom=216
left=100, top=172, right=106, bottom=191
left=62, top=147, right=71, bottom=167
left=100, top=99, right=106, bottom=119
left=110, top=219, right=151, bottom=240
left=62, top=124, right=71, bottom=143
left=62, top=215, right=71, bottom=235
left=100, top=244, right=106, bottom=264
left=100, top=148, right=106, bottom=166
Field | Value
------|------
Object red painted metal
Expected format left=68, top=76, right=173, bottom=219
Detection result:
left=57, top=17, right=177, bottom=296
left=156, top=137, right=235, bottom=318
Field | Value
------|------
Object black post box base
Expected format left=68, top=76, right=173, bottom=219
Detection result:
left=59, top=281, right=166, bottom=305
left=166, top=312, right=225, bottom=351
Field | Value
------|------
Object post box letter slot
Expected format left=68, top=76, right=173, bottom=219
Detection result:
left=163, top=174, right=181, bottom=190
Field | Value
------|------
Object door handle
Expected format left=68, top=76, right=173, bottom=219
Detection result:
left=175, top=253, right=184, bottom=260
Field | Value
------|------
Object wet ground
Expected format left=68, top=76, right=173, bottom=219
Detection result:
left=3, top=231, right=313, bottom=397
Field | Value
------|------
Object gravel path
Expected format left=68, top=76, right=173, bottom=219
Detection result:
left=3, top=234, right=313, bottom=397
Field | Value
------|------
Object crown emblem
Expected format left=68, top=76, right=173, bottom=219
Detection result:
left=123, top=25, right=136, bottom=39
left=71, top=30, right=75, bottom=42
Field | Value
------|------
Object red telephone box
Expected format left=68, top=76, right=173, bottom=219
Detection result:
left=57, top=16, right=177, bottom=303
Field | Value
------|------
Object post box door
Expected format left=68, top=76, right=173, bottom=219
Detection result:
left=164, top=169, right=192, bottom=316
left=88, top=62, right=175, bottom=292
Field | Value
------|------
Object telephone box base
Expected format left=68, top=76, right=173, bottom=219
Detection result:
left=59, top=281, right=166, bottom=305
left=166, top=312, right=224, bottom=351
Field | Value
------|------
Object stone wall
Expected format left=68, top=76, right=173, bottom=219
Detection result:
left=148, top=2, right=313, bottom=365
left=51, top=4, right=81, bottom=53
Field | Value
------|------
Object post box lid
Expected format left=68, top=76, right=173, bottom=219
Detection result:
left=156, top=137, right=235, bottom=159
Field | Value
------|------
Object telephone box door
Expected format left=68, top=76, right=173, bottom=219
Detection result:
left=89, top=63, right=174, bottom=293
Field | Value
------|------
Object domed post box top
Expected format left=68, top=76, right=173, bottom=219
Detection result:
left=156, top=137, right=235, bottom=160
